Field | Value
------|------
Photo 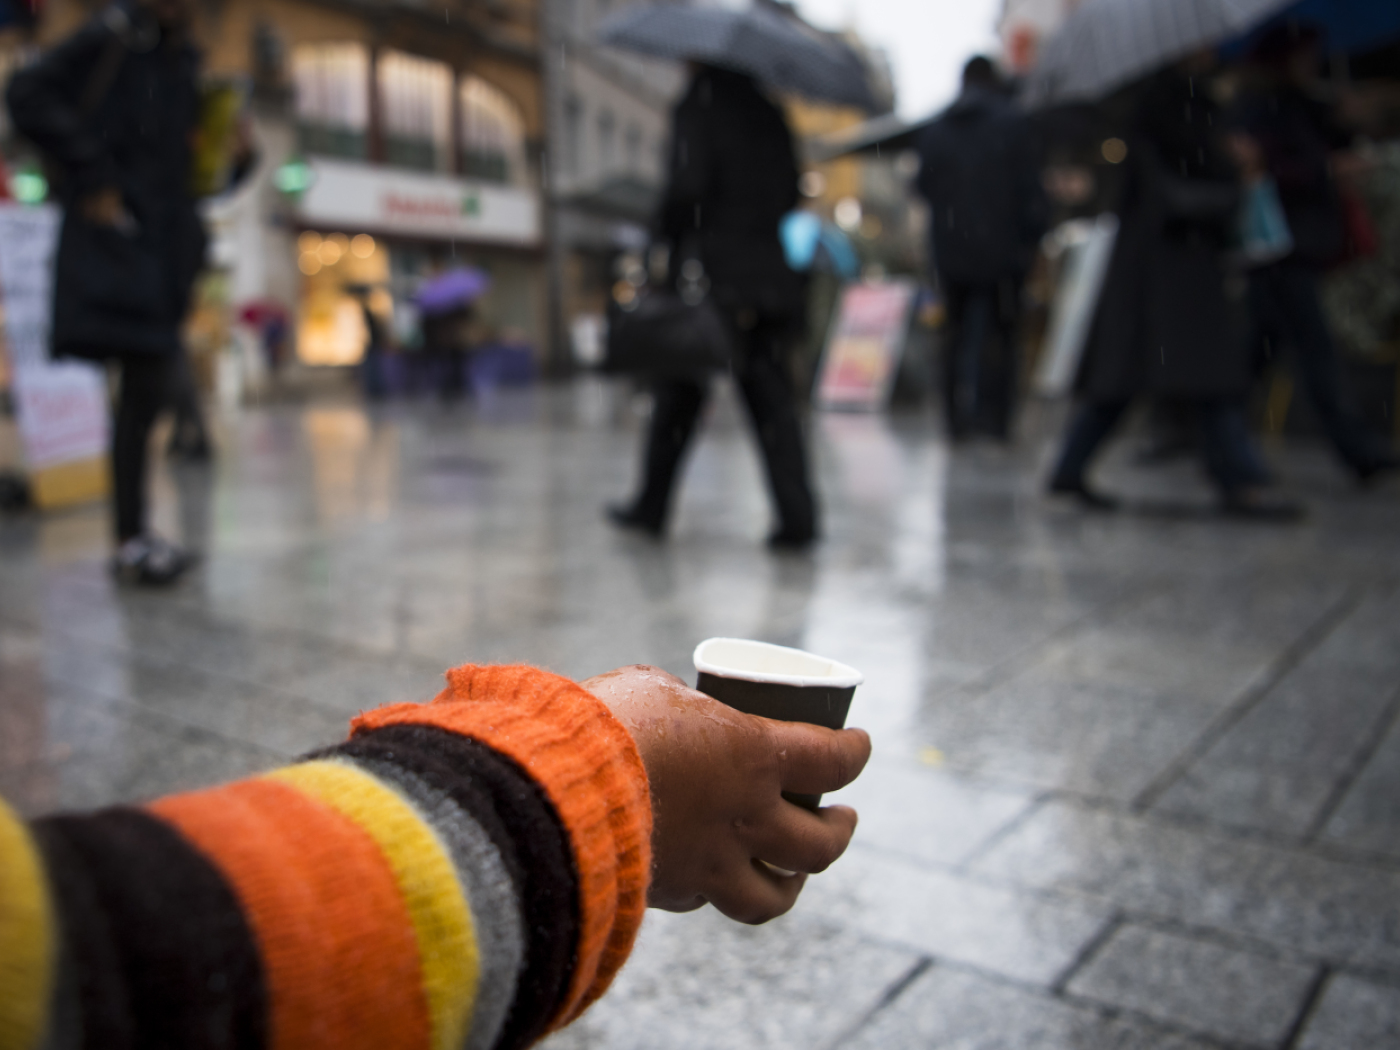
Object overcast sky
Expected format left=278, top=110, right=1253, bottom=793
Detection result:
left=794, top=0, right=1004, bottom=120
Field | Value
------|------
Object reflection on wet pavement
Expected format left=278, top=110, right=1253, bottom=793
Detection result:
left=3, top=379, right=1399, bottom=1048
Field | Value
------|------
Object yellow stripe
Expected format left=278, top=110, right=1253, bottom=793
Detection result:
left=0, top=798, right=55, bottom=1050
left=267, top=761, right=478, bottom=1050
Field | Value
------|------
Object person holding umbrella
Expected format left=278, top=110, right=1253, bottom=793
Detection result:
left=597, top=3, right=874, bottom=548
left=1044, top=55, right=1298, bottom=518
left=606, top=61, right=817, bottom=547
left=1229, top=23, right=1399, bottom=484
left=417, top=266, right=490, bottom=400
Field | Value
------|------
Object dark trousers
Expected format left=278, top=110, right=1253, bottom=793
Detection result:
left=167, top=346, right=209, bottom=452
left=941, top=276, right=1022, bottom=440
left=628, top=320, right=817, bottom=537
left=113, top=355, right=172, bottom=542
left=1052, top=398, right=1271, bottom=495
left=1249, top=261, right=1388, bottom=473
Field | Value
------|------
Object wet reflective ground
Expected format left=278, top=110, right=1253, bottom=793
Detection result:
left=3, top=379, right=1400, bottom=1048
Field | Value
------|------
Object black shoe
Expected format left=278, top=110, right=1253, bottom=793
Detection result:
left=1219, top=488, right=1306, bottom=523
left=111, top=534, right=196, bottom=586
left=767, top=528, right=817, bottom=551
left=605, top=503, right=664, bottom=538
left=1047, top=477, right=1121, bottom=512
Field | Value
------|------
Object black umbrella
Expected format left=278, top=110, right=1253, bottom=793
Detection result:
left=1023, top=0, right=1294, bottom=108
left=597, top=2, right=879, bottom=111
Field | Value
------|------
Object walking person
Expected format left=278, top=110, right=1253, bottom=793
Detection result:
left=8, top=0, right=206, bottom=582
left=607, top=64, right=818, bottom=548
left=915, top=56, right=1046, bottom=442
left=1230, top=25, right=1398, bottom=484
left=1045, top=58, right=1297, bottom=519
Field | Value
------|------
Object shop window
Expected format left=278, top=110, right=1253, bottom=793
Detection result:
left=459, top=75, right=528, bottom=185
left=379, top=50, right=454, bottom=173
left=292, top=43, right=369, bottom=160
left=295, top=229, right=391, bottom=366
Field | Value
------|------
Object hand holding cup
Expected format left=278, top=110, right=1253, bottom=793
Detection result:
left=583, top=664, right=870, bottom=924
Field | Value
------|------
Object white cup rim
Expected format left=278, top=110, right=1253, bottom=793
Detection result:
left=693, top=637, right=864, bottom=689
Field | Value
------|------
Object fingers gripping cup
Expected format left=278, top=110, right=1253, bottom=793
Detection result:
left=693, top=637, right=863, bottom=811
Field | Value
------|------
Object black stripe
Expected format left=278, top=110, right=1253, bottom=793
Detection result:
left=320, top=725, right=581, bottom=1050
left=33, top=808, right=267, bottom=1050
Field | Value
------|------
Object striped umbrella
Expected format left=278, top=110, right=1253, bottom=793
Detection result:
left=597, top=2, right=878, bottom=111
left=1023, top=0, right=1295, bottom=108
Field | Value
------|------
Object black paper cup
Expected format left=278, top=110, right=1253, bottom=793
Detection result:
left=693, top=637, right=863, bottom=811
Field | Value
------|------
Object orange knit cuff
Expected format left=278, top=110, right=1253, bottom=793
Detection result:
left=350, top=664, right=652, bottom=1028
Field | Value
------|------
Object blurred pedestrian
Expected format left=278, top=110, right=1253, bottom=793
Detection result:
left=8, top=0, right=206, bottom=582
left=607, top=64, right=818, bottom=548
left=350, top=284, right=392, bottom=400
left=1046, top=58, right=1298, bottom=519
left=915, top=55, right=1046, bottom=442
left=1230, top=25, right=1398, bottom=484
left=166, top=341, right=212, bottom=459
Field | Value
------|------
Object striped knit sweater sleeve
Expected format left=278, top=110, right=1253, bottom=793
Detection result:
left=0, top=664, right=652, bottom=1050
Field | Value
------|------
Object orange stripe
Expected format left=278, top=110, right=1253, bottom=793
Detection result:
left=352, top=664, right=652, bottom=1028
left=148, top=778, right=432, bottom=1050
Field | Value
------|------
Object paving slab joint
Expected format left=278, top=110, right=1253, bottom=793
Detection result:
left=1130, top=588, right=1365, bottom=813
left=1278, top=965, right=1331, bottom=1050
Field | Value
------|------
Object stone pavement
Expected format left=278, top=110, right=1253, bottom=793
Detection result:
left=3, top=379, right=1399, bottom=1049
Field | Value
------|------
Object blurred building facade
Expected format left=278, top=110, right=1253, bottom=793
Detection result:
left=545, top=0, right=680, bottom=365
left=0, top=0, right=548, bottom=375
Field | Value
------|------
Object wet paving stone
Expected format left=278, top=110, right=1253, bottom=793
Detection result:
left=3, top=384, right=1400, bottom=1047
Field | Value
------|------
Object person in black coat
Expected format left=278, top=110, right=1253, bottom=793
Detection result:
left=1046, top=60, right=1296, bottom=518
left=1230, top=26, right=1397, bottom=484
left=8, top=0, right=205, bottom=583
left=607, top=64, right=818, bottom=547
left=916, top=56, right=1045, bottom=441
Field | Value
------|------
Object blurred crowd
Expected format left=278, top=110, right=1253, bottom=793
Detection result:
left=1, top=0, right=1398, bottom=582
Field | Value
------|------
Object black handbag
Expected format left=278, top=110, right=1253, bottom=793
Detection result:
left=603, top=252, right=731, bottom=380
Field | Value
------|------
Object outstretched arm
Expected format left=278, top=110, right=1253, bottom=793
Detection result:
left=1, top=662, right=868, bottom=1050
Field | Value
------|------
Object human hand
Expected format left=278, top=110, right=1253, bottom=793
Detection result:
left=582, top=664, right=870, bottom=924
left=1225, top=133, right=1265, bottom=182
left=80, top=187, right=136, bottom=233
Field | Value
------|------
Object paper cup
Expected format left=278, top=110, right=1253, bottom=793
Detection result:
left=693, top=637, right=863, bottom=810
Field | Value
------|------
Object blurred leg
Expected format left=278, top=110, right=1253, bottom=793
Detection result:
left=979, top=277, right=1022, bottom=440
left=1196, top=400, right=1272, bottom=494
left=1049, top=399, right=1131, bottom=488
left=167, top=345, right=211, bottom=455
left=626, top=377, right=709, bottom=529
left=734, top=323, right=818, bottom=542
left=1260, top=263, right=1387, bottom=474
left=939, top=280, right=977, bottom=439
left=112, top=354, right=172, bottom=543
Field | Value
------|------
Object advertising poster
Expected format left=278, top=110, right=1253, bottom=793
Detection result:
left=0, top=203, right=110, bottom=506
left=814, top=278, right=917, bottom=411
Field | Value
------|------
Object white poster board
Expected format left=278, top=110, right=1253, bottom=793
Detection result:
left=0, top=204, right=109, bottom=475
left=814, top=278, right=918, bottom=411
left=1034, top=213, right=1119, bottom=397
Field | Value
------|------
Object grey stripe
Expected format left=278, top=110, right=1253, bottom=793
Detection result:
left=341, top=757, right=527, bottom=1050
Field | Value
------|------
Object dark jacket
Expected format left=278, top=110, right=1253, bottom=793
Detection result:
left=656, top=66, right=803, bottom=321
left=7, top=2, right=205, bottom=359
left=914, top=86, right=1045, bottom=285
left=1078, top=69, right=1250, bottom=402
left=1231, top=83, right=1348, bottom=267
